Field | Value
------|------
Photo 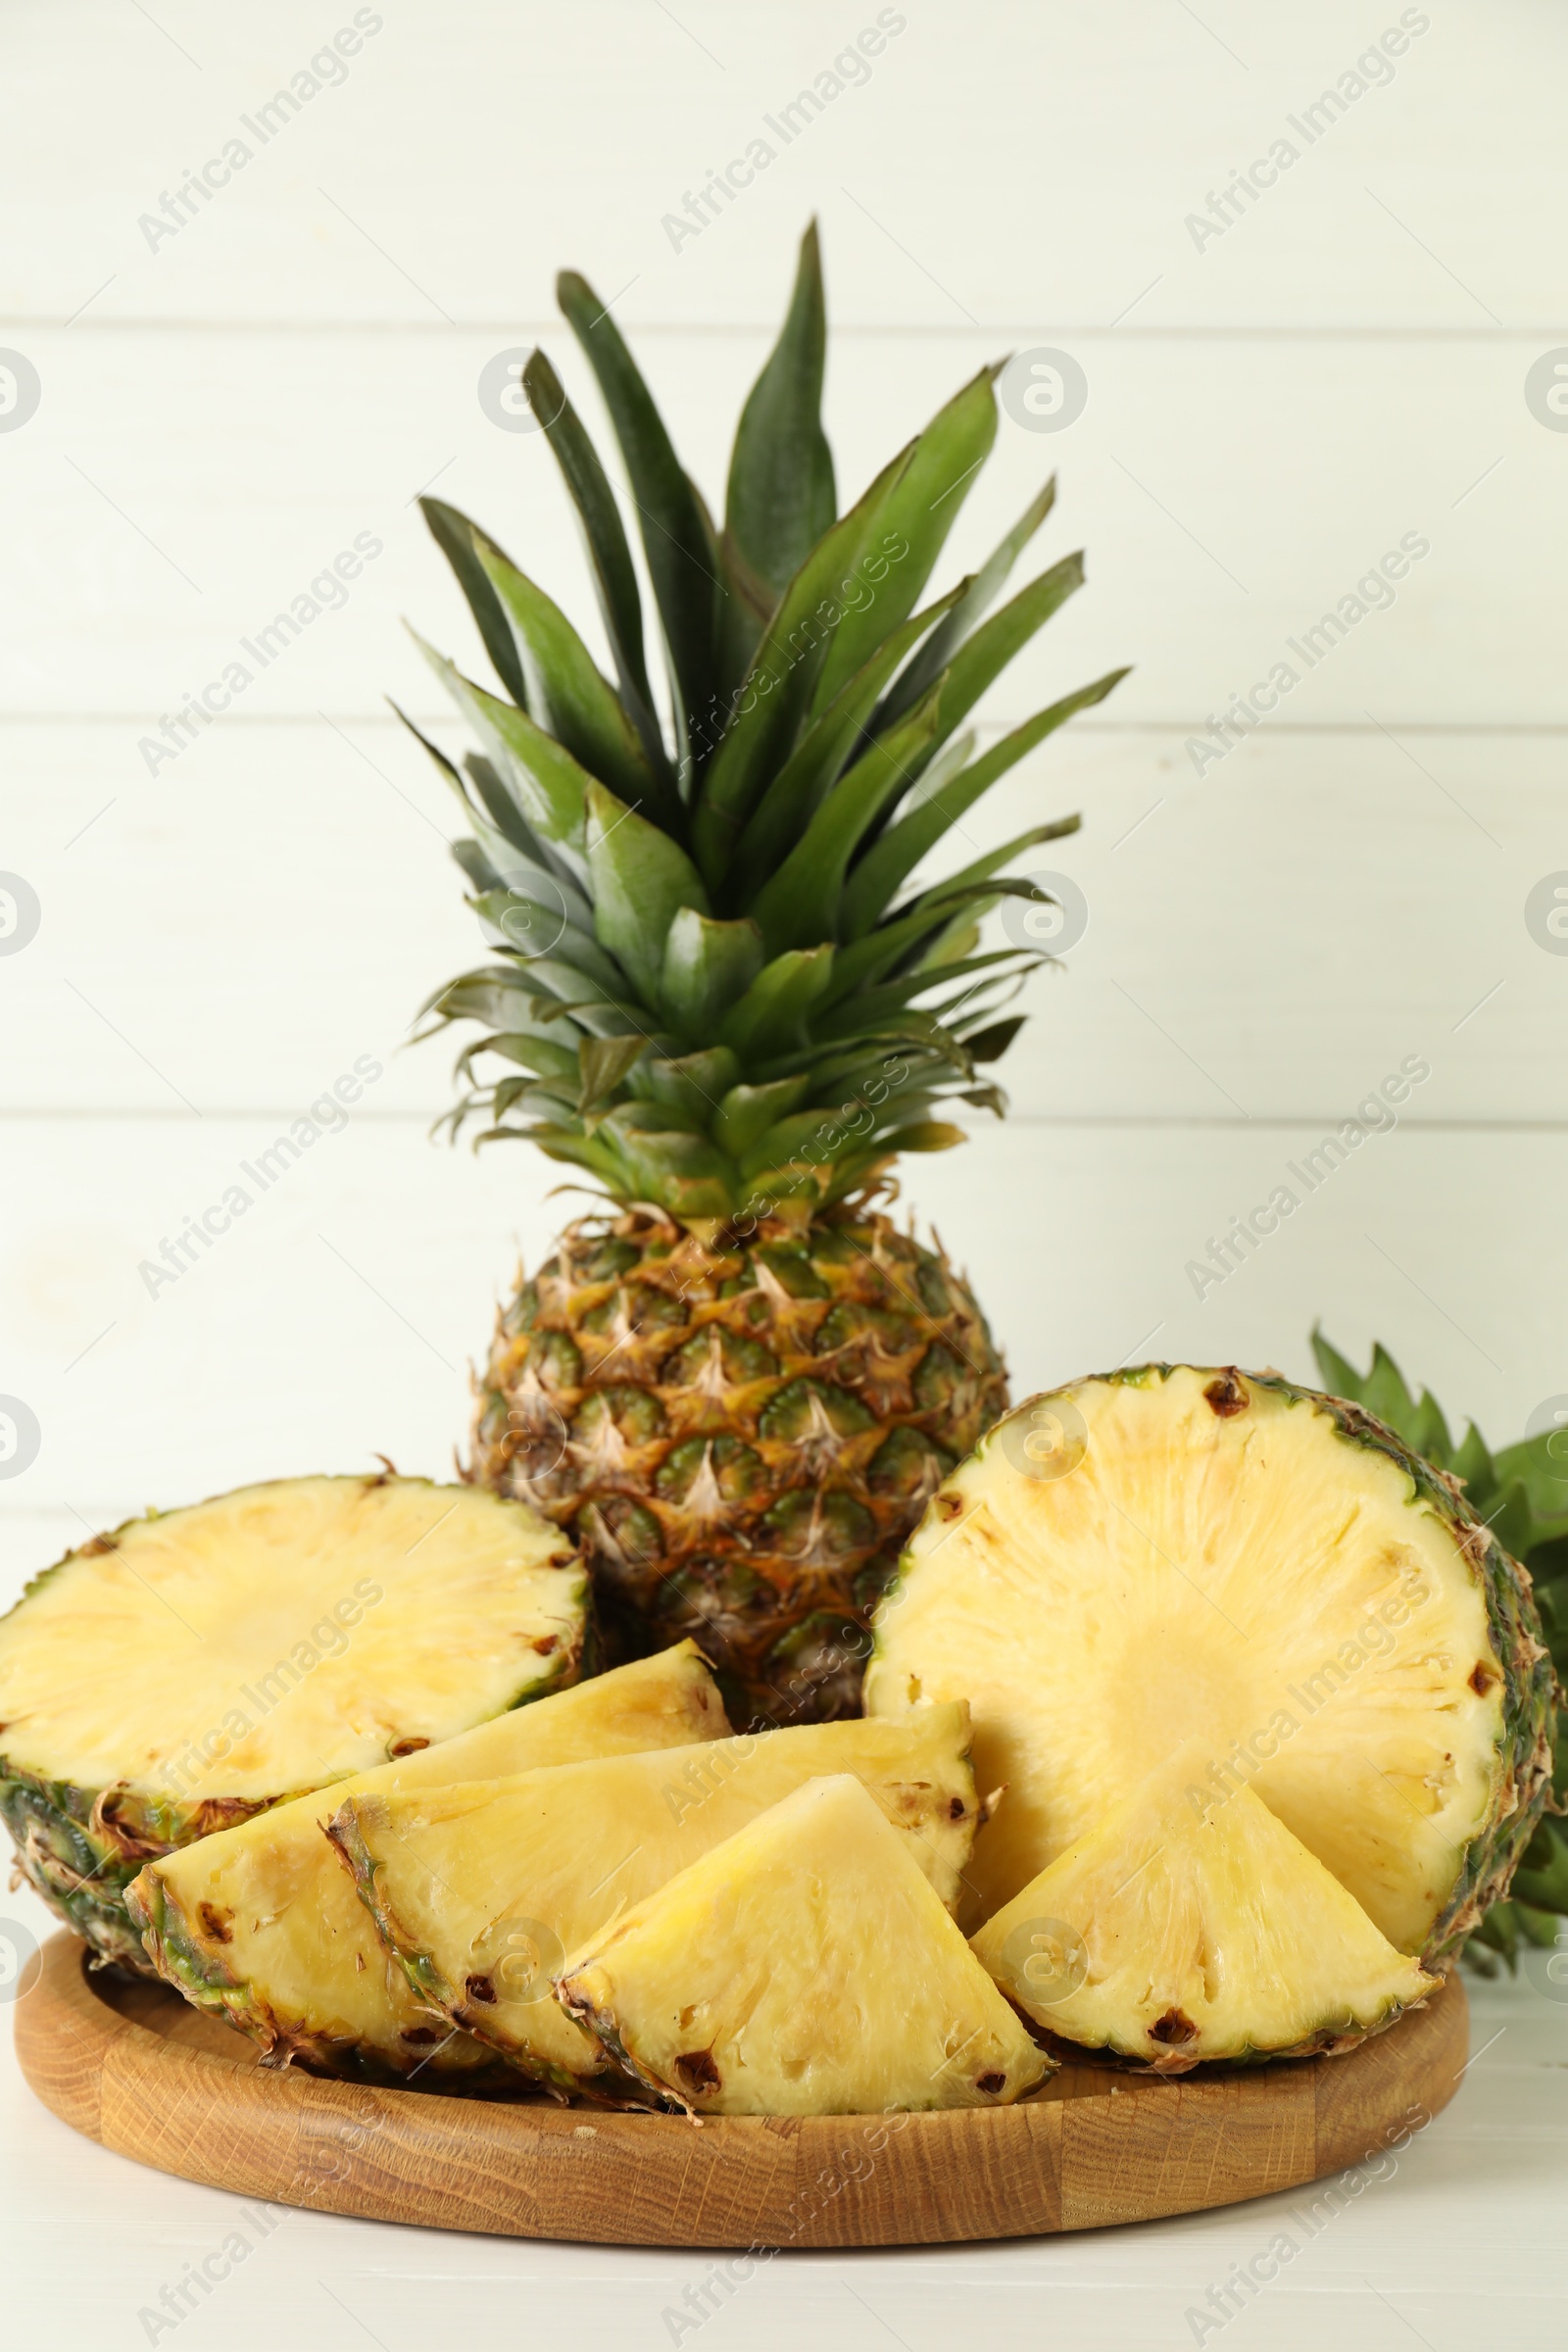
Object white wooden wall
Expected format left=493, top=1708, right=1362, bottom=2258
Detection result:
left=6, top=0, right=1568, bottom=1608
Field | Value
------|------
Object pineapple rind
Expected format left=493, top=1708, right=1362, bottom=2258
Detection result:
left=473, top=1205, right=1005, bottom=1724
left=125, top=1644, right=726, bottom=2082
left=319, top=1801, right=533, bottom=2084
left=870, top=1365, right=1555, bottom=1971
left=131, top=1865, right=492, bottom=2084
left=0, top=1475, right=589, bottom=1974
left=0, top=1771, right=164, bottom=1973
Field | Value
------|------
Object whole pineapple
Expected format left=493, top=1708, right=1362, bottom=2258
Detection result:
left=409, top=223, right=1126, bottom=1723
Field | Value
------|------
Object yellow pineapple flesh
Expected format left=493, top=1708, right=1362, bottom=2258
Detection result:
left=560, top=1773, right=1049, bottom=2114
left=0, top=1474, right=588, bottom=1973
left=972, top=1748, right=1437, bottom=2072
left=127, top=1643, right=726, bottom=2080
left=328, top=1705, right=975, bottom=2091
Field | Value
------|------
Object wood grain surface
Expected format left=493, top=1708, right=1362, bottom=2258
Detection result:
left=15, top=1934, right=1470, bottom=2248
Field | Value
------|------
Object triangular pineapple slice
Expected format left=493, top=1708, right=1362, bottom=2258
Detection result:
left=559, top=1774, right=1050, bottom=2115
left=971, top=1749, right=1438, bottom=2072
left=329, top=1706, right=975, bottom=2090
left=127, top=1643, right=727, bottom=2080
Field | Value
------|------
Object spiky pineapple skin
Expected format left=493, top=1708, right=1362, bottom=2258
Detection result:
left=0, top=1767, right=266, bottom=1976
left=469, top=1205, right=1007, bottom=1724
left=125, top=1864, right=507, bottom=2085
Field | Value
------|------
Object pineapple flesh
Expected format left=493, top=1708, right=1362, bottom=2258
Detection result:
left=407, top=223, right=1123, bottom=1720
left=328, top=1705, right=976, bottom=2092
left=868, top=1366, right=1553, bottom=1983
left=560, top=1773, right=1049, bottom=2114
left=972, top=1748, right=1436, bottom=2073
left=126, top=1643, right=726, bottom=2081
left=0, top=1475, right=587, bottom=1972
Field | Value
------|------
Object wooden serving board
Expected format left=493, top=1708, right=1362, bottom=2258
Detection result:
left=17, top=1934, right=1467, bottom=2248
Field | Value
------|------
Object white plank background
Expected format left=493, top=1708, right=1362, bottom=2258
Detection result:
left=4, top=2, right=1568, bottom=2341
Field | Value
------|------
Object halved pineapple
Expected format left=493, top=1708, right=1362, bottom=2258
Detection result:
left=126, top=1643, right=726, bottom=2080
left=329, top=1706, right=975, bottom=2091
left=0, top=1475, right=589, bottom=1971
left=972, top=1747, right=1437, bottom=2071
left=559, top=1774, right=1049, bottom=2114
left=867, top=1367, right=1553, bottom=1969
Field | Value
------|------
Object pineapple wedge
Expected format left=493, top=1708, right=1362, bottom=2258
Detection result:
left=972, top=1748, right=1438, bottom=2073
left=329, top=1706, right=975, bottom=2092
left=127, top=1644, right=727, bottom=2081
left=559, top=1774, right=1050, bottom=2115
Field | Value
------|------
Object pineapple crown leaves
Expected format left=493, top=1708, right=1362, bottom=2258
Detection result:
left=406, top=221, right=1128, bottom=1227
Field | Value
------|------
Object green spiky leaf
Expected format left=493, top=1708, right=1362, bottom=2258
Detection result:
left=693, top=447, right=915, bottom=887
left=469, top=528, right=673, bottom=817
left=407, top=225, right=1127, bottom=1222
left=809, top=368, right=998, bottom=715
left=420, top=499, right=530, bottom=710
left=726, top=220, right=835, bottom=596
left=578, top=1032, right=648, bottom=1113
left=660, top=909, right=766, bottom=1042
left=841, top=668, right=1127, bottom=938
left=584, top=780, right=710, bottom=1004
left=522, top=349, right=656, bottom=723
left=558, top=270, right=715, bottom=740
left=875, top=476, right=1056, bottom=730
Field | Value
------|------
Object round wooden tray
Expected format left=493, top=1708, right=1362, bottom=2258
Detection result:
left=16, top=1933, right=1467, bottom=2248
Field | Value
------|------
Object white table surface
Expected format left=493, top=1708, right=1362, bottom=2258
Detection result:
left=6, top=1, right=1568, bottom=2340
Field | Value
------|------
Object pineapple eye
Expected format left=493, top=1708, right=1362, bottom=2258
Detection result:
left=814, top=1302, right=919, bottom=1360
left=570, top=1386, right=666, bottom=1445
left=759, top=1493, right=876, bottom=1560
left=656, top=1438, right=768, bottom=1510
left=868, top=1427, right=955, bottom=1499
left=751, top=1246, right=830, bottom=1302
left=912, top=1343, right=970, bottom=1413
left=758, top=1377, right=874, bottom=1447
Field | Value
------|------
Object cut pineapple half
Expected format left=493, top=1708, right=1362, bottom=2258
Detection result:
left=126, top=1643, right=726, bottom=2080
left=972, top=1749, right=1437, bottom=2070
left=0, top=1475, right=588, bottom=1970
left=330, top=1706, right=975, bottom=2091
left=867, top=1366, right=1553, bottom=1959
left=560, top=1773, right=1049, bottom=2115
